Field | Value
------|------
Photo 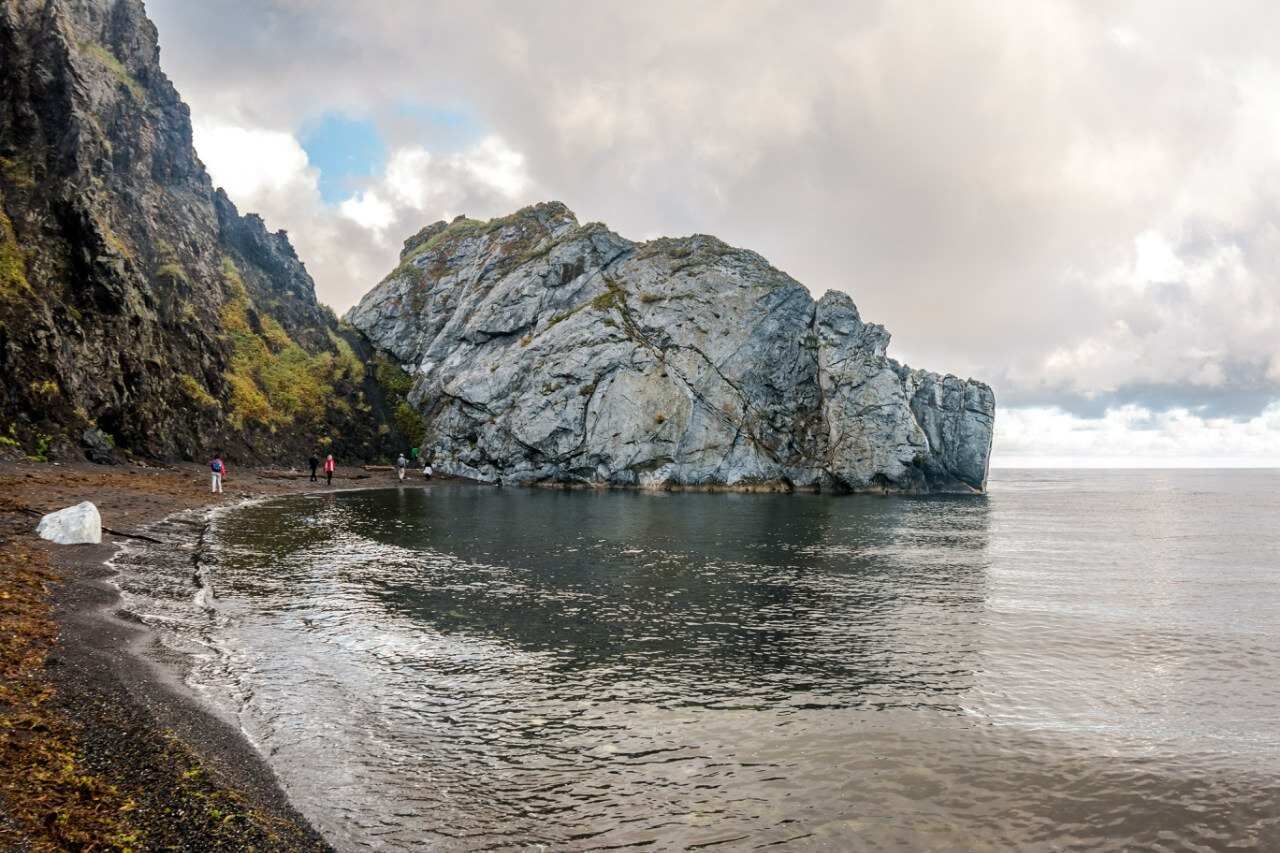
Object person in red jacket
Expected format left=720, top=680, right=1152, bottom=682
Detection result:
left=324, top=453, right=336, bottom=486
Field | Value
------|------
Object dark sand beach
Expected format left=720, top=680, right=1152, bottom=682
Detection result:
left=0, top=460, right=393, bottom=850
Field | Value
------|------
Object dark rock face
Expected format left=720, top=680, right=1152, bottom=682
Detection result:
left=348, top=203, right=996, bottom=493
left=0, top=0, right=401, bottom=462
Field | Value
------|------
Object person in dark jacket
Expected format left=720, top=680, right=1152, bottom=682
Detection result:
left=308, top=454, right=320, bottom=482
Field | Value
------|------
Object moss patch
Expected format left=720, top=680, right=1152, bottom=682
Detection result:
left=28, top=380, right=58, bottom=400
left=386, top=208, right=554, bottom=285
left=0, top=155, right=38, bottom=191
left=178, top=374, right=219, bottom=410
left=155, top=262, right=189, bottom=286
left=386, top=216, right=488, bottom=284
left=220, top=256, right=248, bottom=300
left=590, top=281, right=629, bottom=313
left=372, top=356, right=425, bottom=447
left=81, top=42, right=145, bottom=99
left=327, top=330, right=365, bottom=382
left=0, top=208, right=31, bottom=297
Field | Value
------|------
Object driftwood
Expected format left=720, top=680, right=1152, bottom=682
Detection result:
left=256, top=470, right=374, bottom=481
left=362, top=465, right=395, bottom=471
left=255, top=470, right=311, bottom=480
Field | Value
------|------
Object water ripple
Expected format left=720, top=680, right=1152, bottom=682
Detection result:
left=114, top=471, right=1280, bottom=850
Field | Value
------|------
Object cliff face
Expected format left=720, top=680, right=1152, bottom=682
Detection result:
left=348, top=203, right=995, bottom=493
left=0, top=0, right=401, bottom=462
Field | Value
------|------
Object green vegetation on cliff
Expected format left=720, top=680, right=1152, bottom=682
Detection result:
left=80, top=41, right=144, bottom=99
left=374, top=355, right=427, bottom=448
left=219, top=259, right=353, bottom=432
left=0, top=0, right=409, bottom=464
left=0, top=207, right=31, bottom=297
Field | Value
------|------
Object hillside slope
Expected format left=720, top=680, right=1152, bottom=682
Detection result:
left=0, top=0, right=403, bottom=462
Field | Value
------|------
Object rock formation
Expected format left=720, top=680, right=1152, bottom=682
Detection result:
left=348, top=203, right=995, bottom=493
left=0, top=0, right=404, bottom=462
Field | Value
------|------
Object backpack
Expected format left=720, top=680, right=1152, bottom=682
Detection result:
left=210, top=459, right=223, bottom=473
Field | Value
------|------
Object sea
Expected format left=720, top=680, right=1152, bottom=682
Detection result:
left=113, top=469, right=1280, bottom=851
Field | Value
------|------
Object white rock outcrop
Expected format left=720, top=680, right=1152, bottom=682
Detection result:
left=348, top=202, right=995, bottom=493
left=36, top=501, right=103, bottom=545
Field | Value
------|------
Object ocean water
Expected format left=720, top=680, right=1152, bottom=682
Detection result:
left=115, top=470, right=1280, bottom=851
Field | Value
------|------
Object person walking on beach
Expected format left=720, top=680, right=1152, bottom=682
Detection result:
left=422, top=460, right=433, bottom=480
left=324, top=453, right=336, bottom=486
left=210, top=452, right=226, bottom=494
left=308, top=453, right=319, bottom=482
left=396, top=453, right=408, bottom=481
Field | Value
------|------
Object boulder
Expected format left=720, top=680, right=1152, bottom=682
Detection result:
left=81, top=428, right=118, bottom=465
left=36, top=502, right=103, bottom=545
left=347, top=202, right=996, bottom=493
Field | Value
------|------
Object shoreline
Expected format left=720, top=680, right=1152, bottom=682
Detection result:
left=0, top=459, right=413, bottom=850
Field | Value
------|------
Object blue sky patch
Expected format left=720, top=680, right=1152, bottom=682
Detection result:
left=299, top=113, right=388, bottom=204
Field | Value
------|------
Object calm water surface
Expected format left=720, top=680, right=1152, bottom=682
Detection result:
left=116, top=470, right=1280, bottom=850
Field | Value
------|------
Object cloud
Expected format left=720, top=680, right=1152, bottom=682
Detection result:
left=993, top=403, right=1280, bottom=468
left=191, top=122, right=314, bottom=203
left=190, top=114, right=539, bottom=306
left=340, top=191, right=396, bottom=232
left=150, top=0, right=1280, bottom=463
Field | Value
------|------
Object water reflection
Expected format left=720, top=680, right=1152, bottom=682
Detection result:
left=223, top=487, right=992, bottom=713
left=112, top=473, right=1280, bottom=851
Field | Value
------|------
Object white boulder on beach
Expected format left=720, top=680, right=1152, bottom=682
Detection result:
left=36, top=501, right=103, bottom=545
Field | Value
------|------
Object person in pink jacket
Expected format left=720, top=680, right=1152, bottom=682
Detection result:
left=324, top=453, right=336, bottom=486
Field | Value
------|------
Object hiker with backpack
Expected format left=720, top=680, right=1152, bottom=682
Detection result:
left=396, top=452, right=409, bottom=481
left=210, top=453, right=226, bottom=494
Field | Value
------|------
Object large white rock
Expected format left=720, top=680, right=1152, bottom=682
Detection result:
left=36, top=501, right=103, bottom=545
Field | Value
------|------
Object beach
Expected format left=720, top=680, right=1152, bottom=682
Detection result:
left=0, top=459, right=388, bottom=850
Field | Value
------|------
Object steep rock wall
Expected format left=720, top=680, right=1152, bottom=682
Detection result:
left=0, top=0, right=401, bottom=462
left=348, top=203, right=995, bottom=493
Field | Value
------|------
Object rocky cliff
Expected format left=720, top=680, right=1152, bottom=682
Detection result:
left=348, top=203, right=995, bottom=493
left=0, top=0, right=403, bottom=462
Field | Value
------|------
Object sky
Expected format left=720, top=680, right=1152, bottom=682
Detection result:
left=145, top=0, right=1280, bottom=467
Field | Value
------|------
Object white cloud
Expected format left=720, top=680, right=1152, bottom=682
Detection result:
left=340, top=190, right=396, bottom=232
left=191, top=121, right=314, bottom=198
left=994, top=404, right=1280, bottom=468
left=1131, top=230, right=1183, bottom=286
left=189, top=117, right=540, bottom=307
left=461, top=136, right=530, bottom=198
left=385, top=147, right=433, bottom=209
left=379, top=136, right=533, bottom=220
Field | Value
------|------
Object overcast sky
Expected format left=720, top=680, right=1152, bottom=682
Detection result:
left=146, top=0, right=1280, bottom=466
